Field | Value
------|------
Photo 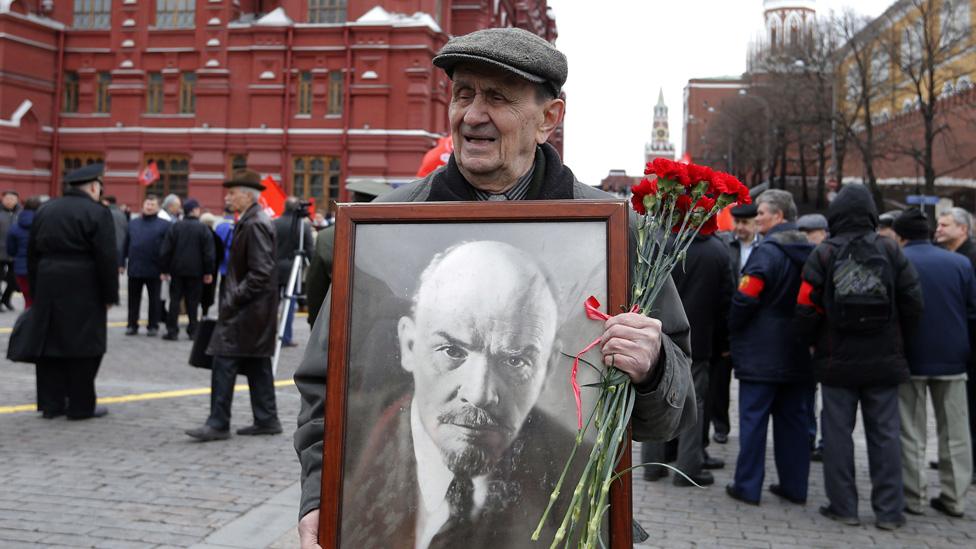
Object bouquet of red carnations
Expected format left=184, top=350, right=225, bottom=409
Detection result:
left=532, top=158, right=751, bottom=548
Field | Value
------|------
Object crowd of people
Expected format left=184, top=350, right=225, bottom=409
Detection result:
left=4, top=166, right=323, bottom=441
left=648, top=183, right=976, bottom=530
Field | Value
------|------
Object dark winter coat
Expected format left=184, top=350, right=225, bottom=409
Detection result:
left=672, top=234, right=734, bottom=361
left=902, top=241, right=976, bottom=376
left=26, top=189, right=119, bottom=358
left=159, top=216, right=216, bottom=278
left=0, top=204, right=21, bottom=260
left=6, top=209, right=34, bottom=276
left=122, top=213, right=170, bottom=278
left=729, top=222, right=814, bottom=383
left=954, top=238, right=976, bottom=271
left=293, top=143, right=697, bottom=519
left=109, top=205, right=128, bottom=260
left=273, top=211, right=314, bottom=286
left=795, top=184, right=923, bottom=387
left=207, top=202, right=278, bottom=358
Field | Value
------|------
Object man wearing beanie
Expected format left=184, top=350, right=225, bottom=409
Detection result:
left=795, top=184, right=922, bottom=530
left=158, top=198, right=215, bottom=341
left=894, top=208, right=976, bottom=518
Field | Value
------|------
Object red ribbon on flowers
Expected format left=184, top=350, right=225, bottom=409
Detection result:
left=571, top=296, right=640, bottom=430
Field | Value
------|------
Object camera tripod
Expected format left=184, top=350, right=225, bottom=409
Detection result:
left=271, top=206, right=310, bottom=375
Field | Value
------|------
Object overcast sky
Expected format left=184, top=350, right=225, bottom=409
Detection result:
left=545, top=0, right=896, bottom=185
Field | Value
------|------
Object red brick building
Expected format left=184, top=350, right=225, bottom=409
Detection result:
left=682, top=77, right=748, bottom=168
left=0, top=0, right=558, bottom=211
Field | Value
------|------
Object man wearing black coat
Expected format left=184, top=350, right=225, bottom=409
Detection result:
left=795, top=184, right=923, bottom=530
left=159, top=198, right=215, bottom=340
left=26, top=163, right=119, bottom=419
left=121, top=195, right=170, bottom=336
left=186, top=170, right=281, bottom=441
left=273, top=197, right=314, bottom=347
left=643, top=233, right=733, bottom=487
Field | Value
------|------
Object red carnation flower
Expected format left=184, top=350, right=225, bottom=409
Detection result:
left=651, top=158, right=691, bottom=186
left=687, top=164, right=714, bottom=186
left=630, top=177, right=658, bottom=215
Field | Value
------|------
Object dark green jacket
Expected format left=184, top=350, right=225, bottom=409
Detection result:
left=293, top=143, right=695, bottom=518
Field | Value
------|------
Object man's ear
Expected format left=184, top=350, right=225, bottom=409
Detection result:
left=397, top=316, right=416, bottom=373
left=536, top=98, right=566, bottom=145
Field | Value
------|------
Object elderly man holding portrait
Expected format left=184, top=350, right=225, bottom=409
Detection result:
left=293, top=28, right=696, bottom=548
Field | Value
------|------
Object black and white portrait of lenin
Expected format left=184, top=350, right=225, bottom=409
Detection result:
left=339, top=222, right=606, bottom=549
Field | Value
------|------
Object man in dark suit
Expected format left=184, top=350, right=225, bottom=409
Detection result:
left=340, top=241, right=574, bottom=549
left=159, top=198, right=215, bottom=340
left=26, top=163, right=119, bottom=419
left=643, top=233, right=733, bottom=487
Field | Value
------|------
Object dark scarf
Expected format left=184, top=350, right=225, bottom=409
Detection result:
left=426, top=142, right=576, bottom=202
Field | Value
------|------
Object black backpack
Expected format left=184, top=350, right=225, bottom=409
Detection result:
left=823, top=233, right=895, bottom=333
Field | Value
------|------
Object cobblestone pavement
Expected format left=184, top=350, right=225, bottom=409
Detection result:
left=1, top=289, right=975, bottom=547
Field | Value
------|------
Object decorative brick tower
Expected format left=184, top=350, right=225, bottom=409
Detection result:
left=763, top=0, right=816, bottom=52
left=645, top=88, right=674, bottom=164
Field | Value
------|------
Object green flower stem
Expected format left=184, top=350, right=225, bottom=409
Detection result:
left=531, top=389, right=608, bottom=541
left=544, top=378, right=622, bottom=549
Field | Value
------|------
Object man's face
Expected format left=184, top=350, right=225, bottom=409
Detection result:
left=935, top=215, right=968, bottom=247
left=167, top=198, right=182, bottom=215
left=733, top=217, right=758, bottom=243
left=803, top=229, right=827, bottom=246
left=449, top=66, right=562, bottom=193
left=2, top=194, right=18, bottom=210
left=398, top=244, right=557, bottom=476
left=224, top=187, right=253, bottom=213
left=142, top=198, right=159, bottom=216
left=755, top=202, right=784, bottom=236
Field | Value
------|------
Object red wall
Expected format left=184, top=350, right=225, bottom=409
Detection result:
left=0, top=0, right=558, bottom=211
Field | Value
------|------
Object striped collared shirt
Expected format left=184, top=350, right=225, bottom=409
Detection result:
left=471, top=163, right=535, bottom=201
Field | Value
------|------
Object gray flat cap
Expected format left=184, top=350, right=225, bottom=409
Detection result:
left=433, top=27, right=567, bottom=96
left=797, top=213, right=829, bottom=231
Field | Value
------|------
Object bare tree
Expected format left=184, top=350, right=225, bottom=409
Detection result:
left=834, top=8, right=891, bottom=208
left=882, top=0, right=976, bottom=218
left=705, top=96, right=769, bottom=184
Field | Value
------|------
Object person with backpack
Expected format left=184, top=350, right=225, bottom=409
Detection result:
left=726, top=189, right=815, bottom=506
left=795, top=184, right=923, bottom=531
left=894, top=208, right=975, bottom=518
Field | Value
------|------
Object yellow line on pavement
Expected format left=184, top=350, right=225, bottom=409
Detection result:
left=0, top=379, right=295, bottom=415
left=0, top=311, right=308, bottom=334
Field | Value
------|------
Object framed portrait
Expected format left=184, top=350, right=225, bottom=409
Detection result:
left=320, top=200, right=632, bottom=549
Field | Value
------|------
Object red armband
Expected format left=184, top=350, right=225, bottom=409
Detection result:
left=797, top=280, right=825, bottom=314
left=738, top=274, right=765, bottom=298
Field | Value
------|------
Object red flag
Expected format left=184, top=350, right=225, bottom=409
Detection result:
left=258, top=175, right=287, bottom=218
left=138, top=161, right=160, bottom=186
left=416, top=135, right=453, bottom=177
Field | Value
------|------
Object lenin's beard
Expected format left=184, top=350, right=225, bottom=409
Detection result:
left=436, top=405, right=514, bottom=477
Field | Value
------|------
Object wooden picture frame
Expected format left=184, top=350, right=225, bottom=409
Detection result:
left=320, top=200, right=632, bottom=548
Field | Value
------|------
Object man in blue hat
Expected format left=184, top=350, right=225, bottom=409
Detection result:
left=24, top=162, right=119, bottom=419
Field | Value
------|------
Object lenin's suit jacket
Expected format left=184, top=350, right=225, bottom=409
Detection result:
left=341, top=393, right=581, bottom=549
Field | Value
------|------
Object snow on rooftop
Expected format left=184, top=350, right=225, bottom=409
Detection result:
left=356, top=5, right=441, bottom=32
left=255, top=6, right=293, bottom=26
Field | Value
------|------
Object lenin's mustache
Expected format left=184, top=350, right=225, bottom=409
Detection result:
left=438, top=405, right=514, bottom=434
